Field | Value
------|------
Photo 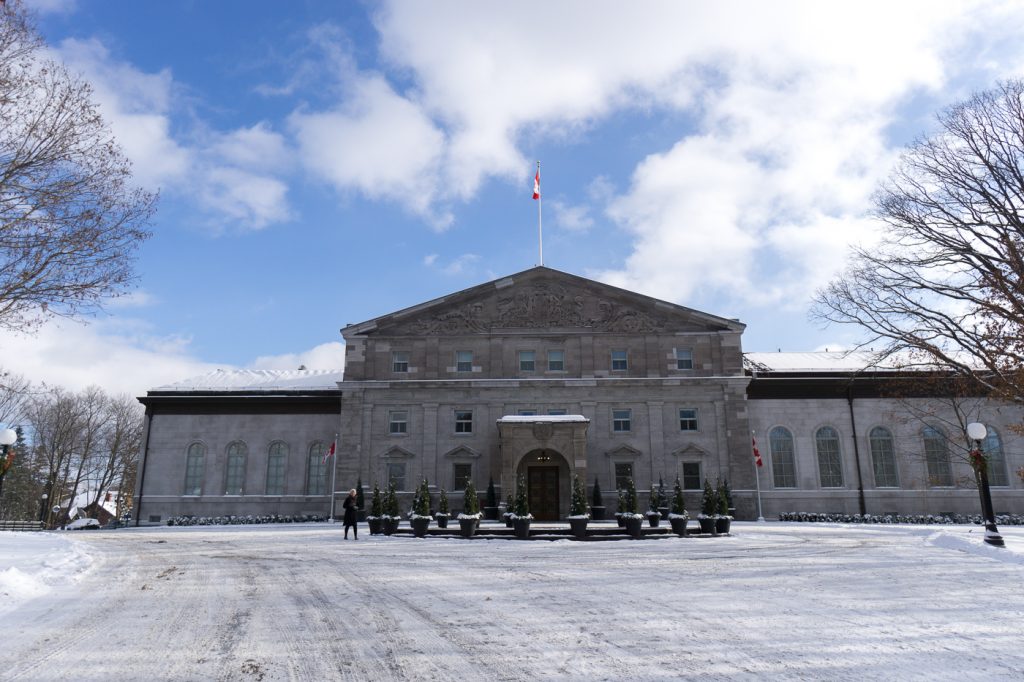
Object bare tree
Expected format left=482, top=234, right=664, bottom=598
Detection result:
left=0, top=1, right=155, bottom=331
left=814, top=80, right=1024, bottom=404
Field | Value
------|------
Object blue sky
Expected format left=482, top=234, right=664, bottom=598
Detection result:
left=6, top=0, right=1024, bottom=395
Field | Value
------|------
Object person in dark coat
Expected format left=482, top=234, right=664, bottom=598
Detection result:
left=342, top=488, right=358, bottom=539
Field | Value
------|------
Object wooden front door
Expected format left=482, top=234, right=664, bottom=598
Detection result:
left=528, top=466, right=560, bottom=521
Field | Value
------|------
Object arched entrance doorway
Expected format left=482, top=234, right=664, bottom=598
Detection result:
left=516, top=448, right=570, bottom=520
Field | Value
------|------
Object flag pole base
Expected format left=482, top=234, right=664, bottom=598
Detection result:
left=757, top=516, right=766, bottom=523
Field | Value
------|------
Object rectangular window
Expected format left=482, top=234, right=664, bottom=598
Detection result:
left=453, top=463, right=473, bottom=491
left=679, top=408, right=698, bottom=431
left=387, top=463, right=406, bottom=491
left=547, top=409, right=567, bottom=415
left=611, top=350, right=628, bottom=371
left=392, top=351, right=409, bottom=373
left=923, top=428, right=953, bottom=487
left=614, top=462, right=634, bottom=491
left=675, top=348, right=693, bottom=370
left=682, top=462, right=702, bottom=490
left=612, top=408, right=632, bottom=432
left=547, top=349, right=565, bottom=371
left=519, top=350, right=535, bottom=371
left=456, top=350, right=473, bottom=372
left=265, top=445, right=286, bottom=496
left=518, top=410, right=537, bottom=416
left=455, top=410, right=473, bottom=433
left=388, top=410, right=408, bottom=435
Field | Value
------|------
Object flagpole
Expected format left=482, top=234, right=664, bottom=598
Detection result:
left=329, top=433, right=339, bottom=522
left=537, top=161, right=543, bottom=266
left=753, top=430, right=765, bottom=522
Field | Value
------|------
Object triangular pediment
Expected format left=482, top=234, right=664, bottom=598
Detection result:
left=343, top=267, right=743, bottom=338
left=673, top=443, right=709, bottom=459
left=442, top=445, right=481, bottom=459
left=606, top=444, right=644, bottom=459
left=379, top=445, right=416, bottom=459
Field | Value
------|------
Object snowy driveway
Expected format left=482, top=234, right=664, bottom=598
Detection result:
left=2, top=522, right=1024, bottom=681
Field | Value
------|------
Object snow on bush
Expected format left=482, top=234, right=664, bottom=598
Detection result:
left=779, top=512, right=1024, bottom=525
left=166, top=514, right=327, bottom=526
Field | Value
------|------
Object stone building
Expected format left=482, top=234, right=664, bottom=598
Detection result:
left=133, top=266, right=1024, bottom=524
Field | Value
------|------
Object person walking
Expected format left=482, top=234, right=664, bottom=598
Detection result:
left=342, top=488, right=358, bottom=540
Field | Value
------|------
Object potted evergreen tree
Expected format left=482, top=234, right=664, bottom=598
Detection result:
left=367, top=483, right=384, bottom=535
left=568, top=474, right=590, bottom=539
left=657, top=477, right=670, bottom=519
left=458, top=479, right=481, bottom=538
left=410, top=479, right=432, bottom=537
left=645, top=482, right=663, bottom=528
left=669, top=476, right=690, bottom=537
left=590, top=478, right=605, bottom=521
left=716, top=478, right=733, bottom=534
left=435, top=488, right=450, bottom=528
left=355, top=478, right=366, bottom=522
left=698, top=478, right=718, bottom=534
left=382, top=481, right=401, bottom=535
left=510, top=473, right=533, bottom=539
left=621, top=479, right=644, bottom=538
left=503, top=493, right=515, bottom=527
left=484, top=477, right=500, bottom=520
left=722, top=478, right=735, bottom=516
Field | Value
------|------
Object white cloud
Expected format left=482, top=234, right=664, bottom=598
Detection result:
left=424, top=253, right=480, bottom=276
left=250, top=342, right=345, bottom=372
left=550, top=200, right=593, bottom=233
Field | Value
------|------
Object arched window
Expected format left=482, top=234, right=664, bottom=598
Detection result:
left=982, top=428, right=1009, bottom=487
left=225, top=441, right=247, bottom=495
left=922, top=426, right=953, bottom=487
left=816, top=427, right=844, bottom=488
left=869, top=427, right=899, bottom=488
left=184, top=443, right=205, bottom=496
left=769, top=426, right=796, bottom=488
left=266, top=441, right=288, bottom=495
left=307, top=441, right=327, bottom=495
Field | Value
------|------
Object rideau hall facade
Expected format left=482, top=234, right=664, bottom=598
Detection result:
left=134, top=267, right=1024, bottom=523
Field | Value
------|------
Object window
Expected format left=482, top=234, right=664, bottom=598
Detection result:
left=184, top=443, right=205, bottom=496
left=306, top=442, right=327, bottom=495
left=453, top=463, right=473, bottom=491
left=547, top=409, right=567, bottom=415
left=225, top=441, right=247, bottom=495
left=769, top=426, right=797, bottom=488
left=387, top=463, right=406, bottom=491
left=682, top=462, right=702, bottom=490
left=982, top=428, right=1009, bottom=487
left=612, top=409, right=632, bottom=432
left=614, top=462, right=634, bottom=490
left=923, top=426, right=953, bottom=487
left=869, top=427, right=899, bottom=488
left=815, top=427, right=844, bottom=488
left=675, top=348, right=693, bottom=370
left=679, top=408, right=698, bottom=431
left=456, top=350, right=473, bottom=372
left=611, top=350, right=628, bottom=371
left=389, top=410, right=408, bottom=435
left=266, top=441, right=287, bottom=495
left=518, top=410, right=537, bottom=416
left=519, top=350, right=535, bottom=371
left=455, top=410, right=473, bottom=434
left=548, top=350, right=565, bottom=371
left=392, top=351, right=409, bottom=373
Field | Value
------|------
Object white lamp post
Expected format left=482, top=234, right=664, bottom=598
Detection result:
left=966, top=422, right=1004, bottom=548
left=0, top=428, right=17, bottom=500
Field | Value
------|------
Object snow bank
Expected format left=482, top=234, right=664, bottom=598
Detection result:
left=0, top=532, right=94, bottom=615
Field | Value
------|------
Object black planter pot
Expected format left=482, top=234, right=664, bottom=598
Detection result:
left=616, top=514, right=626, bottom=528
left=591, top=506, right=606, bottom=521
left=411, top=517, right=430, bottom=538
left=670, top=517, right=689, bottom=537
left=569, top=518, right=588, bottom=540
left=484, top=506, right=500, bottom=521
left=646, top=514, right=661, bottom=528
left=459, top=517, right=478, bottom=538
left=382, top=517, right=400, bottom=535
left=698, top=517, right=716, bottom=535
left=715, top=517, right=732, bottom=535
left=503, top=514, right=514, bottom=528
left=367, top=518, right=383, bottom=535
left=658, top=506, right=670, bottom=520
left=435, top=515, right=449, bottom=529
left=623, top=516, right=644, bottom=539
left=513, top=518, right=532, bottom=539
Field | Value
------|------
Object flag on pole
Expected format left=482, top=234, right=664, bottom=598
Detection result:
left=532, top=168, right=540, bottom=200
left=752, top=436, right=763, bottom=467
left=322, top=440, right=336, bottom=465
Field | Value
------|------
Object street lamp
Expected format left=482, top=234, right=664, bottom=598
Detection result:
left=0, top=428, right=17, bottom=500
left=966, top=422, right=1005, bottom=548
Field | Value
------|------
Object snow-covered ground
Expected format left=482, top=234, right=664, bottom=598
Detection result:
left=2, top=522, right=1024, bottom=681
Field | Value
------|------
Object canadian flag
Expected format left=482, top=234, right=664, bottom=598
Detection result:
left=752, top=436, right=763, bottom=468
left=532, top=168, right=540, bottom=200
left=322, top=440, right=336, bottom=465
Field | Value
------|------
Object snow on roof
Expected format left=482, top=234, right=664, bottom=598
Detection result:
left=497, top=415, right=590, bottom=423
left=152, top=368, right=343, bottom=392
left=743, top=351, right=900, bottom=373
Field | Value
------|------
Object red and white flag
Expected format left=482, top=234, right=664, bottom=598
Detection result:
left=322, top=440, right=336, bottom=465
left=752, top=436, right=763, bottom=468
left=532, top=168, right=540, bottom=200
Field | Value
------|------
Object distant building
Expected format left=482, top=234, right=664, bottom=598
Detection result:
left=134, top=267, right=1024, bottom=523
